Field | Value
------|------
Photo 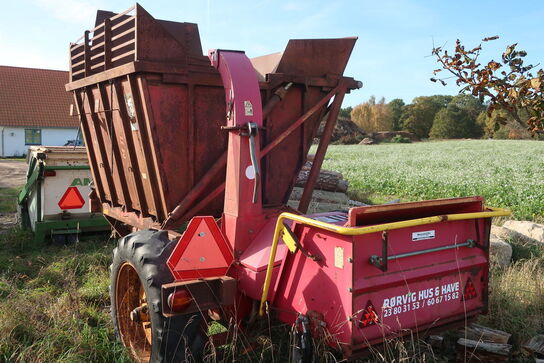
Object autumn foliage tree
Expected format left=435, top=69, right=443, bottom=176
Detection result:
left=350, top=96, right=393, bottom=132
left=431, top=36, right=544, bottom=134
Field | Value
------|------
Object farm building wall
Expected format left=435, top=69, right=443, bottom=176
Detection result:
left=0, top=126, right=78, bottom=157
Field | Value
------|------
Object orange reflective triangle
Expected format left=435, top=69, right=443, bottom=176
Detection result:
left=58, top=186, right=85, bottom=210
left=461, top=277, right=477, bottom=301
left=359, top=300, right=379, bottom=327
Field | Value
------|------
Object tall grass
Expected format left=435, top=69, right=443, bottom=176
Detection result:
left=479, top=239, right=544, bottom=352
left=0, top=227, right=130, bottom=362
left=0, top=228, right=293, bottom=362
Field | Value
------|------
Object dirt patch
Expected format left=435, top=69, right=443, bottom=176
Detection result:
left=0, top=213, right=17, bottom=233
left=0, top=160, right=26, bottom=231
left=0, top=160, right=27, bottom=188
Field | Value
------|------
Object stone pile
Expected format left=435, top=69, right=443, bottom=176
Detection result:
left=489, top=220, right=544, bottom=268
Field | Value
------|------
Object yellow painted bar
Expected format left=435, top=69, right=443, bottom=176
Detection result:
left=259, top=207, right=510, bottom=315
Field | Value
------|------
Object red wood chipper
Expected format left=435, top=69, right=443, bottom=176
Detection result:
left=66, top=5, right=509, bottom=362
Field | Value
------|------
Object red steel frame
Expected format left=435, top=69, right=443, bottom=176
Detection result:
left=66, top=6, right=509, bottom=359
left=165, top=50, right=500, bottom=358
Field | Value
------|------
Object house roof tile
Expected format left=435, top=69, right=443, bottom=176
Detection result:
left=0, top=65, right=77, bottom=128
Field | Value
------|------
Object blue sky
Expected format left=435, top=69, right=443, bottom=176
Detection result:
left=1, top=0, right=542, bottom=107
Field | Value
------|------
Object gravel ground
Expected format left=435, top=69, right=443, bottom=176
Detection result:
left=0, top=159, right=27, bottom=188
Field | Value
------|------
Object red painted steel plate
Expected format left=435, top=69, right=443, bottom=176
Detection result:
left=273, top=205, right=491, bottom=354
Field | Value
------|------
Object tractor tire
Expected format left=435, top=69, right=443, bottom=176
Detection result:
left=110, top=229, right=206, bottom=362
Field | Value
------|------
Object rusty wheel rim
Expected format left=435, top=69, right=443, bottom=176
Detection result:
left=140, top=285, right=153, bottom=343
left=116, top=262, right=152, bottom=362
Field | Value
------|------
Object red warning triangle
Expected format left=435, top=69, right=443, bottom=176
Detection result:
left=359, top=300, right=380, bottom=327
left=461, top=277, right=478, bottom=301
left=58, top=186, right=86, bottom=210
left=167, top=216, right=233, bottom=280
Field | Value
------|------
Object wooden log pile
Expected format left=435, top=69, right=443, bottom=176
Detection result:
left=523, top=335, right=544, bottom=361
left=289, top=158, right=365, bottom=213
left=295, top=161, right=348, bottom=193
left=456, top=324, right=512, bottom=362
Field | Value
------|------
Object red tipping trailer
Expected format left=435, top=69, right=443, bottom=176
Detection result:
left=67, top=5, right=509, bottom=362
left=66, top=4, right=358, bottom=235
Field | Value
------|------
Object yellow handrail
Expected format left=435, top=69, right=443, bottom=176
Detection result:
left=259, top=207, right=510, bottom=315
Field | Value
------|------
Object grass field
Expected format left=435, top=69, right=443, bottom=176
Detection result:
left=1, top=139, right=544, bottom=362
left=1, top=231, right=542, bottom=362
left=0, top=229, right=130, bottom=362
left=0, top=229, right=292, bottom=362
left=321, top=139, right=544, bottom=221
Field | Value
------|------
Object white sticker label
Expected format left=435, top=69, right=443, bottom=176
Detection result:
left=244, top=100, right=253, bottom=116
left=412, top=230, right=435, bottom=241
left=125, top=94, right=136, bottom=119
left=245, top=165, right=255, bottom=180
left=334, top=247, right=344, bottom=269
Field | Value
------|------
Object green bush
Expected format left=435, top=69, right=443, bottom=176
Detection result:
left=493, top=127, right=510, bottom=140
left=401, top=95, right=452, bottom=138
left=390, top=135, right=411, bottom=143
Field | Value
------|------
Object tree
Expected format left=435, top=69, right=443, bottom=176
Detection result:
left=476, top=110, right=495, bottom=137
left=339, top=106, right=353, bottom=118
left=387, top=98, right=405, bottom=131
left=430, top=104, right=481, bottom=139
left=448, top=94, right=485, bottom=120
left=428, top=94, right=484, bottom=139
left=351, top=96, right=393, bottom=132
left=401, top=95, right=452, bottom=138
left=431, top=36, right=544, bottom=134
left=477, top=109, right=532, bottom=139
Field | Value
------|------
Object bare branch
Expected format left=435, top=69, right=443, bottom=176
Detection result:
left=431, top=37, right=544, bottom=134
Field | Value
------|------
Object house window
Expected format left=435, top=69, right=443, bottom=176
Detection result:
left=25, top=129, right=41, bottom=145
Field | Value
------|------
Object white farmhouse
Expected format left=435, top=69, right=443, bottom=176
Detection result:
left=0, top=65, right=78, bottom=157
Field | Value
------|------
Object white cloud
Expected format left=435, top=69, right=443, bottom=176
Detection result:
left=33, top=0, right=102, bottom=25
